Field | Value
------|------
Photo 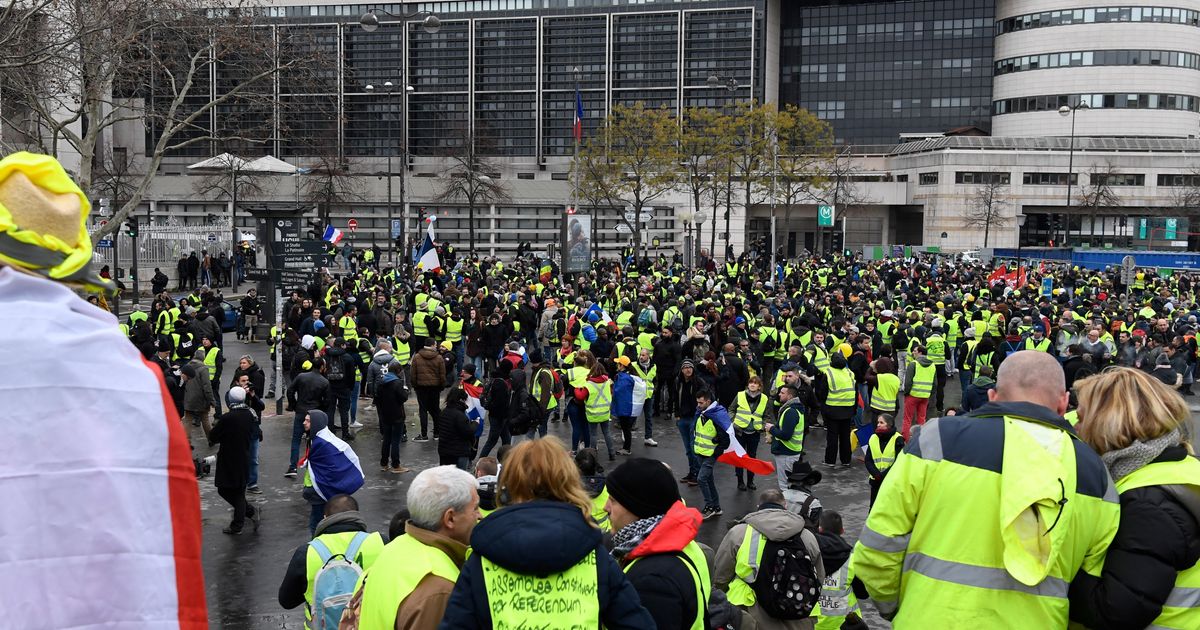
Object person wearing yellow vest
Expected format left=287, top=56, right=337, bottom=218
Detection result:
left=632, top=347, right=658, bottom=446
left=605, top=458, right=711, bottom=630
left=339, top=304, right=359, bottom=345
left=813, top=510, right=865, bottom=630
left=1069, top=368, right=1200, bottom=630
left=728, top=376, right=774, bottom=492
left=852, top=351, right=1119, bottom=627
left=924, top=321, right=948, bottom=413
left=438, top=437, right=656, bottom=628
left=200, top=335, right=225, bottom=414
left=714, top=488, right=826, bottom=630
left=863, top=414, right=904, bottom=507
left=767, top=383, right=807, bottom=494
left=576, top=362, right=617, bottom=461
left=900, top=345, right=934, bottom=441
left=819, top=354, right=858, bottom=467
left=444, top=308, right=465, bottom=385
left=351, top=466, right=477, bottom=630
left=867, top=356, right=901, bottom=424
left=278, top=495, right=385, bottom=630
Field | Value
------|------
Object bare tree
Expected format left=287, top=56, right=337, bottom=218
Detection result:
left=1077, top=162, right=1123, bottom=212
left=302, top=153, right=364, bottom=229
left=803, top=147, right=874, bottom=254
left=191, top=158, right=268, bottom=212
left=433, top=126, right=511, bottom=256
left=965, top=178, right=1011, bottom=248
left=0, top=0, right=331, bottom=243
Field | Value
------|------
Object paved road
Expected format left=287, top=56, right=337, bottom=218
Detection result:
left=197, top=335, right=1200, bottom=628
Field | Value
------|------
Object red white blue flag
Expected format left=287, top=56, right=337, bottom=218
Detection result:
left=574, top=88, right=584, bottom=142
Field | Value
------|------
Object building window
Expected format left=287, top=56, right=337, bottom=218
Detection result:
left=992, top=93, right=1199, bottom=115
left=814, top=101, right=846, bottom=120
left=1023, top=172, right=1079, bottom=186
left=997, top=7, right=1200, bottom=35
left=1158, top=173, right=1200, bottom=186
left=995, top=50, right=1200, bottom=75
left=1093, top=173, right=1145, bottom=186
left=896, top=174, right=908, bottom=182
left=955, top=171, right=1010, bottom=185
left=919, top=172, right=939, bottom=185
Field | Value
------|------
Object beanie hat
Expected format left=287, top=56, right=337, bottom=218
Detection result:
left=180, top=364, right=198, bottom=379
left=227, top=387, right=246, bottom=404
left=681, top=359, right=695, bottom=370
left=529, top=350, right=544, bottom=364
left=606, top=458, right=680, bottom=518
left=301, top=334, right=315, bottom=350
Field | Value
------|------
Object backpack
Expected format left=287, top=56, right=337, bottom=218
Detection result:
left=508, top=391, right=544, bottom=435
left=750, top=530, right=821, bottom=620
left=761, top=329, right=778, bottom=354
left=637, top=307, right=654, bottom=329
left=309, top=532, right=369, bottom=630
left=327, top=355, right=347, bottom=383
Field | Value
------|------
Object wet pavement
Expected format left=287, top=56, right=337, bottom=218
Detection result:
left=197, top=335, right=1200, bottom=629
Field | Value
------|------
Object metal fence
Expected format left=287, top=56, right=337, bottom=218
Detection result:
left=91, top=221, right=235, bottom=287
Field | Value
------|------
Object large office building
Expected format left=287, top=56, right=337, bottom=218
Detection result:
left=7, top=0, right=1200, bottom=265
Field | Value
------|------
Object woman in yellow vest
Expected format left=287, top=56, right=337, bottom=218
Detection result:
left=439, top=437, right=655, bottom=629
left=1070, top=368, right=1200, bottom=630
left=727, top=376, right=774, bottom=491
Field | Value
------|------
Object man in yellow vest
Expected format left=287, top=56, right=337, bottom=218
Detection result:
left=354, top=466, right=478, bottom=630
left=852, top=351, right=1119, bottom=627
left=900, top=345, right=934, bottom=441
left=278, top=494, right=386, bottom=629
left=714, top=488, right=825, bottom=629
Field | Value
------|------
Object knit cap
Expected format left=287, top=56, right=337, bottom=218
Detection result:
left=606, top=458, right=680, bottom=518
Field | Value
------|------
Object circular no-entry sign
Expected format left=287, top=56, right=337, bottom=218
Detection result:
left=348, top=219, right=358, bottom=231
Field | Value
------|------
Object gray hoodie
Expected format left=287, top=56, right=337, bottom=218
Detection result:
left=904, top=354, right=933, bottom=396
left=366, top=349, right=395, bottom=396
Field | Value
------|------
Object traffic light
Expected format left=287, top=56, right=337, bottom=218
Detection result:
left=830, top=231, right=844, bottom=253
left=124, top=220, right=138, bottom=237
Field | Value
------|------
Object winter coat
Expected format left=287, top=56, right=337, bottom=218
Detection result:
left=374, top=372, right=409, bottom=426
left=961, top=375, right=995, bottom=413
left=617, top=501, right=707, bottom=630
left=1068, top=445, right=1200, bottom=630
left=715, top=353, right=749, bottom=407
left=676, top=372, right=713, bottom=420
left=193, top=311, right=222, bottom=344
left=814, top=529, right=852, bottom=578
left=436, top=400, right=477, bottom=459
left=411, top=347, right=445, bottom=388
left=482, top=322, right=509, bottom=359
left=182, top=360, right=215, bottom=413
left=324, top=346, right=357, bottom=391
left=652, top=336, right=682, bottom=375
left=610, top=371, right=637, bottom=417
left=438, top=501, right=655, bottom=629
left=291, top=371, right=332, bottom=416
left=483, top=371, right=512, bottom=420
left=365, top=350, right=394, bottom=397
left=278, top=511, right=380, bottom=610
left=231, top=363, right=266, bottom=398
left=207, top=406, right=257, bottom=489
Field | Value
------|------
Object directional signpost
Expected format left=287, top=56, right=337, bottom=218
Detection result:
left=1121, top=255, right=1136, bottom=290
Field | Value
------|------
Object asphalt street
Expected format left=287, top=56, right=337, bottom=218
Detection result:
left=196, top=334, right=1200, bottom=629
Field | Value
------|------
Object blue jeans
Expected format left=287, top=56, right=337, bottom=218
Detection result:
left=526, top=413, right=549, bottom=439
left=642, top=394, right=654, bottom=438
left=289, top=412, right=305, bottom=469
left=697, top=455, right=719, bottom=510
left=567, top=402, right=590, bottom=450
left=350, top=382, right=360, bottom=423
left=247, top=435, right=260, bottom=487
left=959, top=369, right=973, bottom=396
left=543, top=345, right=556, bottom=367
left=309, top=501, right=325, bottom=536
left=677, top=416, right=699, bottom=478
left=588, top=421, right=616, bottom=459
left=451, top=343, right=465, bottom=387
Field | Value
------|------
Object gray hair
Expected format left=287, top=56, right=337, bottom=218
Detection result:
left=407, top=466, right=476, bottom=531
left=376, top=339, right=393, bottom=353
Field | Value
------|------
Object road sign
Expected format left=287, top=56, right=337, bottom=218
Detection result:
left=614, top=223, right=632, bottom=234
left=390, top=219, right=402, bottom=239
left=99, top=220, right=107, bottom=227
left=245, top=267, right=271, bottom=282
left=276, top=240, right=325, bottom=256
left=1041, top=277, right=1053, bottom=298
left=1121, top=255, right=1136, bottom=285
left=818, top=205, right=835, bottom=227
left=246, top=267, right=312, bottom=285
left=207, top=233, right=217, bottom=242
left=271, top=253, right=322, bottom=269
left=348, top=219, right=358, bottom=231
left=639, top=211, right=654, bottom=223
left=97, top=239, right=113, bottom=248
left=1165, top=218, right=1178, bottom=240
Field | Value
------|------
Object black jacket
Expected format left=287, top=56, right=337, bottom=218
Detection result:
left=291, top=371, right=332, bottom=415
left=437, top=400, right=477, bottom=458
left=652, top=336, right=682, bottom=375
left=207, top=407, right=257, bottom=489
left=231, top=364, right=266, bottom=398
left=374, top=372, right=409, bottom=425
left=1068, top=446, right=1200, bottom=630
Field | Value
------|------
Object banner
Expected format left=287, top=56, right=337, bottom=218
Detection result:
left=565, top=214, right=592, bottom=273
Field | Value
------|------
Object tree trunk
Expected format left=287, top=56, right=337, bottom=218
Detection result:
left=983, top=222, right=990, bottom=248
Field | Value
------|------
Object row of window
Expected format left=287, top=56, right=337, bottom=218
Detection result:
left=995, top=50, right=1200, bottom=75
left=992, top=93, right=1200, bottom=115
left=996, top=6, right=1200, bottom=34
left=928, top=172, right=1195, bottom=187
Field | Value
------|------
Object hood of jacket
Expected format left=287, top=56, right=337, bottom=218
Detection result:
left=815, top=529, right=852, bottom=574
left=307, top=409, right=329, bottom=434
left=509, top=369, right=527, bottom=391
left=625, top=501, right=702, bottom=561
left=326, top=346, right=347, bottom=360
left=416, top=347, right=440, bottom=361
left=372, top=350, right=394, bottom=365
left=742, top=506, right=808, bottom=542
left=971, top=375, right=996, bottom=388
left=313, top=510, right=367, bottom=537
left=912, top=355, right=932, bottom=367
left=381, top=371, right=400, bottom=384
left=587, top=374, right=610, bottom=384
left=470, top=501, right=602, bottom=574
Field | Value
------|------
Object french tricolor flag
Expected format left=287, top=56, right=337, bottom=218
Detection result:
left=703, top=401, right=776, bottom=476
left=574, top=88, right=584, bottom=142
left=322, top=224, right=344, bottom=245
left=300, top=422, right=365, bottom=501
left=463, top=380, right=488, bottom=438
left=416, top=216, right=441, bottom=272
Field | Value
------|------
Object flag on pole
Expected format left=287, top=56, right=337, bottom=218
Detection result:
left=416, top=216, right=441, bottom=272
left=574, top=88, right=584, bottom=142
left=462, top=380, right=488, bottom=438
left=703, top=401, right=776, bottom=476
left=322, top=225, right=344, bottom=245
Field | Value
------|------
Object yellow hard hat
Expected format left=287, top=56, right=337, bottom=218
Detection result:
left=838, top=343, right=852, bottom=358
left=936, top=301, right=945, bottom=310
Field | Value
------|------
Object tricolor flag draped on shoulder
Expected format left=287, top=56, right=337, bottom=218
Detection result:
left=463, top=380, right=488, bottom=438
left=702, top=401, right=776, bottom=476
left=299, top=411, right=364, bottom=500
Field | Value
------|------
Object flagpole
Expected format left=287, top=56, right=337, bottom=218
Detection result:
left=573, top=69, right=582, bottom=272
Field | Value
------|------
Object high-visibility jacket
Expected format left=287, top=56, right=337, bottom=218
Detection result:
left=626, top=541, right=710, bottom=630
left=871, top=373, right=900, bottom=413
left=759, top=326, right=785, bottom=359
left=578, top=324, right=594, bottom=351
left=815, top=561, right=860, bottom=630
left=636, top=332, right=656, bottom=351
left=391, top=338, right=411, bottom=365
left=357, top=532, right=454, bottom=630
left=591, top=486, right=611, bottom=532
left=971, top=319, right=988, bottom=339
left=925, top=334, right=946, bottom=364
left=532, top=367, right=559, bottom=411
left=482, top=551, right=599, bottom=627
left=867, top=433, right=900, bottom=475
left=851, top=408, right=1120, bottom=627
left=445, top=318, right=464, bottom=343
left=727, top=525, right=778, bottom=607
left=972, top=351, right=994, bottom=374
left=1111, top=457, right=1200, bottom=629
left=1024, top=337, right=1052, bottom=352
left=568, top=365, right=590, bottom=389
left=412, top=311, right=429, bottom=337
left=203, top=346, right=220, bottom=381
left=305, top=531, right=384, bottom=629
left=945, top=318, right=960, bottom=347
left=583, top=380, right=612, bottom=424
left=808, top=345, right=831, bottom=373
left=878, top=320, right=895, bottom=345
left=733, top=391, right=767, bottom=432
left=339, top=315, right=358, bottom=342
left=908, top=361, right=935, bottom=399
left=693, top=414, right=719, bottom=457
left=824, top=367, right=856, bottom=407
left=987, top=312, right=1004, bottom=337
left=631, top=363, right=656, bottom=399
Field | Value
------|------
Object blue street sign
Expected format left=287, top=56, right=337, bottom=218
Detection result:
left=390, top=219, right=402, bottom=239
left=97, top=239, right=113, bottom=248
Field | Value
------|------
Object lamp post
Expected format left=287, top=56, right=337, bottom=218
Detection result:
left=707, top=73, right=739, bottom=260
left=1059, top=101, right=1089, bottom=247
left=365, top=80, right=415, bottom=265
left=1016, top=213, right=1027, bottom=276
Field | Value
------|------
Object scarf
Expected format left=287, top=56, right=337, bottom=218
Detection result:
left=611, top=514, right=664, bottom=560
left=1100, top=428, right=1182, bottom=482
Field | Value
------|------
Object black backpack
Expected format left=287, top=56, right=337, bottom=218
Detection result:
left=327, top=355, right=347, bottom=383
left=750, top=531, right=821, bottom=620
left=507, top=391, right=544, bottom=435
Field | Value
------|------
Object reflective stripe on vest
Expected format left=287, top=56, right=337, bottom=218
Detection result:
left=734, top=391, right=768, bottom=432
left=392, top=339, right=411, bottom=365
left=871, top=373, right=900, bottom=412
left=909, top=362, right=935, bottom=399
left=532, top=367, right=559, bottom=411
left=632, top=363, right=656, bottom=399
left=482, top=550, right=599, bottom=627
left=1114, top=457, right=1200, bottom=630
left=728, top=526, right=768, bottom=607
left=868, top=433, right=900, bottom=474
left=358, top=533, right=456, bottom=630
left=815, top=561, right=860, bottom=629
left=627, top=541, right=710, bottom=630
left=925, top=335, right=946, bottom=364
left=693, top=415, right=719, bottom=457
left=584, top=380, right=612, bottom=423
left=825, top=368, right=856, bottom=407
left=809, top=346, right=830, bottom=372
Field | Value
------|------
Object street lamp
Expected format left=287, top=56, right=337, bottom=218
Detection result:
left=707, top=74, right=739, bottom=259
left=1059, top=101, right=1089, bottom=247
left=365, top=80, right=415, bottom=265
left=360, top=10, right=440, bottom=34
left=1016, top=213, right=1028, bottom=279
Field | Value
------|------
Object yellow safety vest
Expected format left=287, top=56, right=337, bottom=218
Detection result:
left=815, top=561, right=860, bottom=630
left=339, top=315, right=358, bottom=342
left=871, top=373, right=900, bottom=413
left=627, top=541, right=710, bottom=630
left=825, top=367, right=856, bottom=407
left=733, top=391, right=768, bottom=432
left=925, top=334, right=946, bottom=364
left=808, top=345, right=831, bottom=373
left=203, top=346, right=220, bottom=381
left=632, top=363, right=657, bottom=399
left=392, top=338, right=411, bottom=365
left=306, top=531, right=384, bottom=628
left=591, top=486, right=611, bottom=532
left=532, top=367, right=559, bottom=411
left=909, top=361, right=935, bottom=399
left=445, top=318, right=464, bottom=343
left=584, top=380, right=612, bottom=424
left=867, top=433, right=900, bottom=474
left=357, top=533, right=455, bottom=630
left=412, top=311, right=428, bottom=337
left=878, top=320, right=895, bottom=345
left=727, top=525, right=773, bottom=607
left=693, top=413, right=719, bottom=457
left=1112, top=457, right=1200, bottom=630
left=482, top=550, right=599, bottom=627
